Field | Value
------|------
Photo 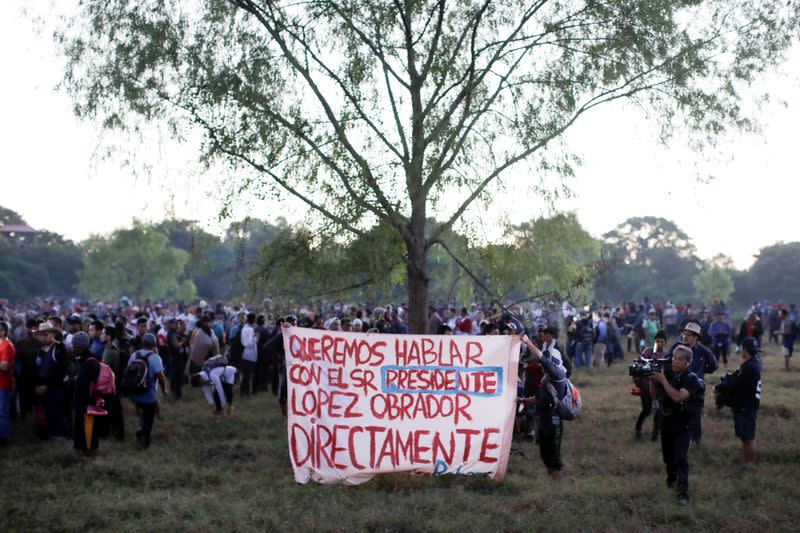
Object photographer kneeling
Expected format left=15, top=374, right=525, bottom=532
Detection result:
left=649, top=345, right=704, bottom=505
left=714, top=337, right=761, bottom=467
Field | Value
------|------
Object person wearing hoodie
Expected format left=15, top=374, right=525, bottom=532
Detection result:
left=70, top=331, right=101, bottom=453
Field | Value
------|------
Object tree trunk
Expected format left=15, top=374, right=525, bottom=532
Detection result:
left=405, top=199, right=429, bottom=334
left=406, top=247, right=429, bottom=334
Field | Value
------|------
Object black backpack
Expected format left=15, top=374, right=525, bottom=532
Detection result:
left=202, top=354, right=228, bottom=375
left=120, top=351, right=152, bottom=396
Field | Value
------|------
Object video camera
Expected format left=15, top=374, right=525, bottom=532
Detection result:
left=713, top=371, right=738, bottom=409
left=628, top=356, right=667, bottom=378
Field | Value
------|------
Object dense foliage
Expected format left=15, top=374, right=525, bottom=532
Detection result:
left=2, top=206, right=798, bottom=309
left=0, top=209, right=82, bottom=301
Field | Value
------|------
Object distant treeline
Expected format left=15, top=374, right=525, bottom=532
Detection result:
left=1, top=207, right=798, bottom=309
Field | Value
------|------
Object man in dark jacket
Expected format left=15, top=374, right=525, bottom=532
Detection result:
left=13, top=318, right=41, bottom=418
left=650, top=345, right=705, bottom=505
left=715, top=337, right=761, bottom=466
left=33, top=323, right=70, bottom=439
left=669, top=322, right=718, bottom=446
left=737, top=310, right=764, bottom=349
left=574, top=311, right=594, bottom=368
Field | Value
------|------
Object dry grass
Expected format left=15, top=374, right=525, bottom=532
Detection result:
left=1, top=345, right=798, bottom=532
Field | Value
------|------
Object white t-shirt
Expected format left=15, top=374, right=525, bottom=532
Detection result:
left=199, top=366, right=237, bottom=407
left=241, top=324, right=258, bottom=362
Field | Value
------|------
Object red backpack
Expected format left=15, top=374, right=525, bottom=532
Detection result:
left=91, top=361, right=116, bottom=396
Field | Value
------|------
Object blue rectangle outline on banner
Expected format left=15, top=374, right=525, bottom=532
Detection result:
left=380, top=365, right=504, bottom=397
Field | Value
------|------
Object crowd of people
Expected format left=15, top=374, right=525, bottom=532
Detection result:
left=0, top=295, right=794, bottom=504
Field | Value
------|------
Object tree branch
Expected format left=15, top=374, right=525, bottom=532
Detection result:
left=230, top=0, right=404, bottom=233
left=433, top=240, right=498, bottom=300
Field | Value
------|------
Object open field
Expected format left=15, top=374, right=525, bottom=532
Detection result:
left=2, top=345, right=799, bottom=532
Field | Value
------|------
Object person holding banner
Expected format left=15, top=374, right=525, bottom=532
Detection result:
left=264, top=315, right=296, bottom=418
left=519, top=334, right=568, bottom=480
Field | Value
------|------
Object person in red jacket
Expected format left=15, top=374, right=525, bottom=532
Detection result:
left=455, top=307, right=473, bottom=335
left=0, top=321, right=16, bottom=444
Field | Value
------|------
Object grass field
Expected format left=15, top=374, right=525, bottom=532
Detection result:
left=2, top=345, right=798, bottom=532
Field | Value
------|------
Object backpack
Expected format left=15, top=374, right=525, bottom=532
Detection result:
left=683, top=377, right=706, bottom=416
left=120, top=351, right=152, bottom=396
left=202, top=354, right=228, bottom=375
left=90, top=361, right=116, bottom=396
left=546, top=377, right=583, bottom=421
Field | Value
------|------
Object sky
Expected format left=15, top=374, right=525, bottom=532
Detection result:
left=1, top=2, right=798, bottom=270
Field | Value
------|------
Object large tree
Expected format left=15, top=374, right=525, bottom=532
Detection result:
left=735, top=242, right=800, bottom=305
left=598, top=216, right=700, bottom=302
left=78, top=223, right=197, bottom=302
left=59, top=0, right=799, bottom=332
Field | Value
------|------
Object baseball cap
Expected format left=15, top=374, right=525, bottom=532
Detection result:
left=142, top=333, right=157, bottom=348
left=683, top=322, right=702, bottom=335
left=741, top=337, right=760, bottom=356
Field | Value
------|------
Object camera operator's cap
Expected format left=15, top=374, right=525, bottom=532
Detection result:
left=654, top=330, right=667, bottom=341
left=741, top=337, right=760, bottom=356
left=683, top=322, right=702, bottom=335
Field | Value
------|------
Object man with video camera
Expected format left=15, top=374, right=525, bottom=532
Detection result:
left=650, top=345, right=705, bottom=505
left=713, top=337, right=761, bottom=467
left=668, top=321, right=718, bottom=446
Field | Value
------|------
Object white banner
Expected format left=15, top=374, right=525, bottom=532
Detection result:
left=284, top=328, right=520, bottom=485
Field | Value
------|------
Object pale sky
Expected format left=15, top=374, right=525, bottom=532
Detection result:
left=2, top=2, right=798, bottom=270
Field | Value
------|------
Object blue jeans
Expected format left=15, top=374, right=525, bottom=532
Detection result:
left=575, top=342, right=592, bottom=367
left=0, top=388, right=11, bottom=441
